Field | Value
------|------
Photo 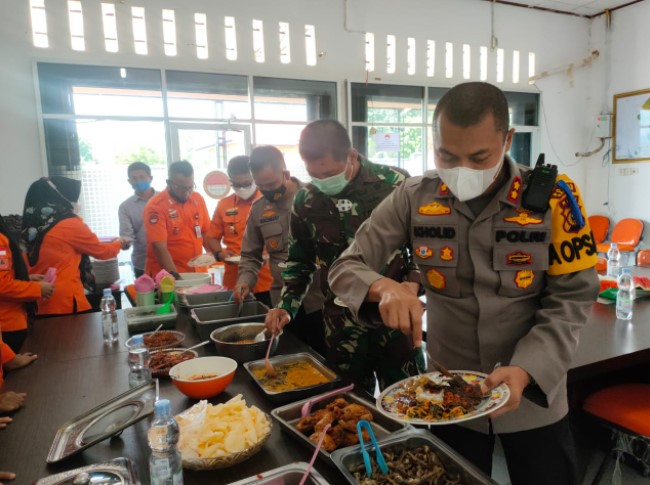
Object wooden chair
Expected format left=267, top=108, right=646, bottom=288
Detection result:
left=589, top=215, right=610, bottom=244
left=583, top=384, right=650, bottom=483
left=637, top=249, right=650, bottom=267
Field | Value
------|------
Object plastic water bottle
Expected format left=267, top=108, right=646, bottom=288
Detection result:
left=128, top=334, right=151, bottom=388
left=607, top=242, right=621, bottom=278
left=148, top=399, right=184, bottom=485
left=616, top=268, right=635, bottom=321
left=100, top=288, right=119, bottom=344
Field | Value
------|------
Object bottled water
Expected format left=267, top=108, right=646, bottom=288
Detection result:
left=616, top=268, right=635, bottom=321
left=128, top=334, right=151, bottom=388
left=149, top=399, right=184, bottom=485
left=607, top=242, right=621, bottom=278
left=100, top=288, right=119, bottom=344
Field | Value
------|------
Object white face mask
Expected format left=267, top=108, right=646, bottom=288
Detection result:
left=437, top=154, right=505, bottom=202
left=234, top=182, right=257, bottom=200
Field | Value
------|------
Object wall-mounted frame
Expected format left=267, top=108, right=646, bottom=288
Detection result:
left=613, top=88, right=650, bottom=163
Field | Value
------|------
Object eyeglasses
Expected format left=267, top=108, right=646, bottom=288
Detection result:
left=168, top=181, right=196, bottom=193
left=230, top=181, right=253, bottom=189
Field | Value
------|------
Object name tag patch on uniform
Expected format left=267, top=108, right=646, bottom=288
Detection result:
left=514, top=270, right=534, bottom=289
left=225, top=208, right=238, bottom=216
left=495, top=230, right=546, bottom=243
left=440, top=246, right=454, bottom=261
left=503, top=211, right=543, bottom=226
left=507, top=177, right=522, bottom=203
left=439, top=183, right=449, bottom=196
left=413, top=226, right=456, bottom=239
left=418, top=201, right=451, bottom=216
left=426, top=268, right=446, bottom=289
left=415, top=246, right=433, bottom=259
left=261, top=209, right=276, bottom=219
left=506, top=251, right=533, bottom=266
left=336, top=199, right=353, bottom=212
left=194, top=225, right=202, bottom=238
left=0, top=247, right=8, bottom=271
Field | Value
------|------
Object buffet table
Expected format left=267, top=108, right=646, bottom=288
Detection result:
left=0, top=309, right=348, bottom=484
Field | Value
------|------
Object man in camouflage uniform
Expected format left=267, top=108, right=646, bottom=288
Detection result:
left=265, top=120, right=423, bottom=393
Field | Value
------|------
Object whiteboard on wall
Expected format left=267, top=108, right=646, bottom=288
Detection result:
left=614, top=88, right=650, bottom=163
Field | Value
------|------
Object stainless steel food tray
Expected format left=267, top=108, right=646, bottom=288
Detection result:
left=330, top=428, right=497, bottom=485
left=124, top=304, right=177, bottom=334
left=179, top=290, right=254, bottom=309
left=244, top=352, right=341, bottom=404
left=228, top=462, right=329, bottom=485
left=191, top=301, right=269, bottom=340
left=34, top=457, right=140, bottom=484
left=46, top=382, right=156, bottom=463
left=271, top=390, right=410, bottom=464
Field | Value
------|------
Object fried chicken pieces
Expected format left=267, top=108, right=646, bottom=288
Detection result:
left=295, top=398, right=374, bottom=452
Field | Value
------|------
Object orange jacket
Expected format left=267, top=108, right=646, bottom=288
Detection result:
left=29, top=217, right=122, bottom=315
left=1, top=335, right=17, bottom=389
left=0, top=233, right=42, bottom=331
left=144, top=189, right=211, bottom=276
left=207, top=192, right=273, bottom=290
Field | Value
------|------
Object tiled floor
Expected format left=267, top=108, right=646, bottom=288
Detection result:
left=491, top=437, right=649, bottom=485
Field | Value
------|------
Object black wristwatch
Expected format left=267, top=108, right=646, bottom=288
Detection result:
left=170, top=271, right=181, bottom=280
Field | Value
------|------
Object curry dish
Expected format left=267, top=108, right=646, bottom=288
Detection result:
left=251, top=361, right=330, bottom=392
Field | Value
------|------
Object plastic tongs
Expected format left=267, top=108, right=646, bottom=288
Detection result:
left=356, top=420, right=388, bottom=477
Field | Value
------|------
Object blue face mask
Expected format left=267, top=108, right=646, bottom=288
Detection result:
left=132, top=180, right=151, bottom=193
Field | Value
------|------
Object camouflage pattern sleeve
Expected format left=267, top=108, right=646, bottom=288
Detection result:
left=278, top=188, right=319, bottom=319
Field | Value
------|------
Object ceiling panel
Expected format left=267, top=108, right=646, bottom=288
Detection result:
left=490, top=0, right=638, bottom=16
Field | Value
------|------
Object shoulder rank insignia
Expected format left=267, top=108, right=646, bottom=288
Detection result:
left=507, top=176, right=522, bottom=203
left=439, top=183, right=449, bottom=196
left=418, top=201, right=451, bottom=216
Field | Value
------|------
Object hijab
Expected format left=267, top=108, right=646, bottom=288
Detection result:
left=22, top=176, right=81, bottom=266
left=0, top=213, right=36, bottom=320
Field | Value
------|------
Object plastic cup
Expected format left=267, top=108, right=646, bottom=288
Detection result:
left=136, top=290, right=155, bottom=307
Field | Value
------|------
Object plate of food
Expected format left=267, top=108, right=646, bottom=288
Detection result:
left=125, top=330, right=185, bottom=352
left=149, top=348, right=198, bottom=377
left=376, top=371, right=510, bottom=426
left=188, top=253, right=217, bottom=268
left=224, top=255, right=241, bottom=264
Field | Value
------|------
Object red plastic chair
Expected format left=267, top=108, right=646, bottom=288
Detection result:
left=589, top=215, right=610, bottom=244
left=583, top=384, right=650, bottom=483
left=596, top=218, right=644, bottom=254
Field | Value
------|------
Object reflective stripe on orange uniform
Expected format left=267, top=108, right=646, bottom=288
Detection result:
left=143, top=189, right=211, bottom=276
left=29, top=217, right=122, bottom=315
left=206, top=191, right=273, bottom=290
left=0, top=233, right=41, bottom=332
left=0, top=336, right=17, bottom=388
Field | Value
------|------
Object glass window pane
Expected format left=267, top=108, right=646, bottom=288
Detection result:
left=45, top=119, right=167, bottom=263
left=38, top=63, right=162, bottom=116
left=352, top=126, right=425, bottom=176
left=351, top=83, right=423, bottom=124
left=255, top=123, right=309, bottom=181
left=509, top=132, right=532, bottom=166
left=166, top=70, right=250, bottom=120
left=506, top=92, right=539, bottom=126
left=427, top=87, right=448, bottom=125
left=253, top=77, right=336, bottom=122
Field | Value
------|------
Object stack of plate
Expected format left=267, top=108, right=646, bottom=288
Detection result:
left=92, top=258, right=120, bottom=286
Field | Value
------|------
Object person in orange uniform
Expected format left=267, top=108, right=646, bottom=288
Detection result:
left=144, top=160, right=211, bottom=278
left=0, top=214, right=54, bottom=352
left=22, top=177, right=127, bottom=316
left=205, top=156, right=272, bottom=304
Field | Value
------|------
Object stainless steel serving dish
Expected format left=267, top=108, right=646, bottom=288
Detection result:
left=244, top=352, right=341, bottom=404
left=210, top=322, right=282, bottom=363
left=124, top=304, right=177, bottom=334
left=271, top=390, right=410, bottom=464
left=228, top=462, right=329, bottom=485
left=34, top=457, right=140, bottom=485
left=177, top=289, right=255, bottom=309
left=330, top=428, right=497, bottom=485
left=191, top=301, right=269, bottom=341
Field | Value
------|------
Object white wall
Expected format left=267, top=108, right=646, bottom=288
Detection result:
left=581, top=1, right=650, bottom=239
left=0, top=0, right=597, bottom=214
